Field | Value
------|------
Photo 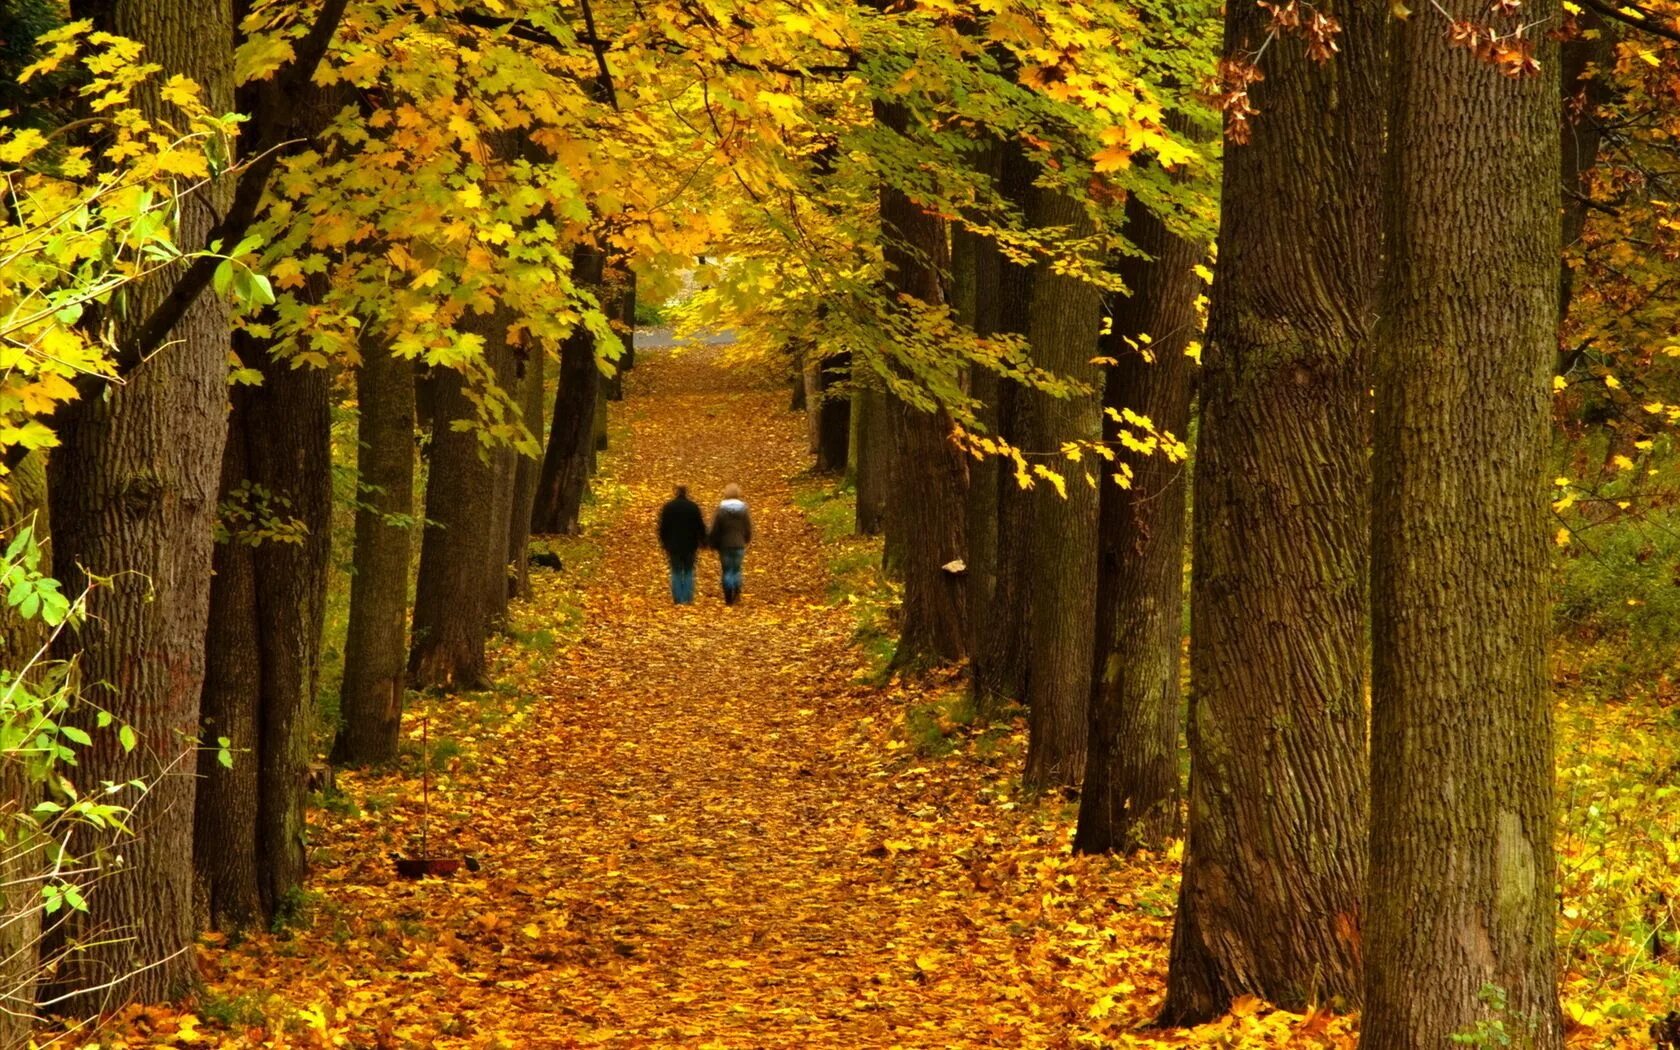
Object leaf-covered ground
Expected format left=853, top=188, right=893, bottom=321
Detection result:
left=57, top=346, right=1680, bottom=1048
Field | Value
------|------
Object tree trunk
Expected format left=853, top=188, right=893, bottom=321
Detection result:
left=409, top=360, right=496, bottom=691
left=0, top=457, right=50, bottom=1042
left=955, top=218, right=1003, bottom=673
left=532, top=246, right=605, bottom=536
left=803, top=355, right=823, bottom=454
left=816, top=352, right=850, bottom=472
left=1163, top=0, right=1382, bottom=1020
left=1075, top=194, right=1201, bottom=854
left=1362, top=12, right=1563, bottom=1049
left=791, top=360, right=807, bottom=413
left=44, top=0, right=233, bottom=1010
left=854, top=381, right=892, bottom=536
left=482, top=326, right=518, bottom=631
left=335, top=338, right=415, bottom=765
left=1558, top=9, right=1612, bottom=335
left=972, top=143, right=1037, bottom=715
left=1021, top=189, right=1103, bottom=794
left=875, top=98, right=967, bottom=668
left=506, top=345, right=545, bottom=602
left=195, top=437, right=262, bottom=931
left=195, top=345, right=332, bottom=931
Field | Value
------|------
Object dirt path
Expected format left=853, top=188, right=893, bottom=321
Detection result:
left=190, top=344, right=1185, bottom=1050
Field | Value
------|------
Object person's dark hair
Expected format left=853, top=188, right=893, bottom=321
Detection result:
left=674, top=484, right=688, bottom=499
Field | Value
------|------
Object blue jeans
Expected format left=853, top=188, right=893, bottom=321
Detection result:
left=719, top=547, right=745, bottom=601
left=668, top=558, right=696, bottom=604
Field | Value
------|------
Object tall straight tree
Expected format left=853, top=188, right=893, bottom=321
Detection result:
left=410, top=337, right=502, bottom=689
left=1021, top=189, right=1104, bottom=792
left=481, top=326, right=520, bottom=630
left=852, top=381, right=892, bottom=536
left=195, top=342, right=332, bottom=931
left=953, top=219, right=1003, bottom=669
left=532, top=245, right=606, bottom=536
left=0, top=457, right=49, bottom=1041
left=1363, top=14, right=1564, bottom=1049
left=972, top=142, right=1037, bottom=714
left=506, top=345, right=546, bottom=601
left=45, top=0, right=234, bottom=1006
left=1163, top=0, right=1383, bottom=1021
left=875, top=98, right=968, bottom=667
left=1075, top=194, right=1202, bottom=853
left=335, top=338, right=416, bottom=765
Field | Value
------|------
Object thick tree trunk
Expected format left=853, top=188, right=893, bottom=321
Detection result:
left=532, top=246, right=605, bottom=536
left=816, top=352, right=850, bottom=473
left=195, top=346, right=332, bottom=930
left=875, top=99, right=967, bottom=668
left=1074, top=195, right=1201, bottom=854
left=409, top=360, right=496, bottom=690
left=1163, top=0, right=1382, bottom=1021
left=506, top=346, right=545, bottom=602
left=335, top=339, right=415, bottom=765
left=44, top=0, right=233, bottom=1010
left=1021, top=189, right=1103, bottom=793
left=0, top=457, right=50, bottom=1042
left=1363, top=10, right=1563, bottom=1048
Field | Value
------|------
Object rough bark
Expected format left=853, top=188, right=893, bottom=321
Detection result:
left=335, top=338, right=415, bottom=765
left=44, top=0, right=233, bottom=1009
left=194, top=343, right=331, bottom=930
left=506, top=345, right=545, bottom=602
left=532, top=246, right=605, bottom=536
left=1363, top=11, right=1564, bottom=1048
left=0, top=457, right=49, bottom=1043
left=1019, top=188, right=1103, bottom=793
left=409, top=357, right=497, bottom=690
left=1074, top=194, right=1201, bottom=854
left=876, top=98, right=968, bottom=668
left=1163, top=0, right=1382, bottom=1021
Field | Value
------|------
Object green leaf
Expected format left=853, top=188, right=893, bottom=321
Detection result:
left=118, top=725, right=137, bottom=753
left=59, top=725, right=91, bottom=747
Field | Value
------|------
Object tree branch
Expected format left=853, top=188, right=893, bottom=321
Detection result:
left=1577, top=0, right=1680, bottom=45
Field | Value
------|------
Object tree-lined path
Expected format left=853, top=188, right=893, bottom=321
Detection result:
left=172, top=345, right=1190, bottom=1049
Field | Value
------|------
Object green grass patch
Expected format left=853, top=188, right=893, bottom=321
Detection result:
left=790, top=475, right=899, bottom=681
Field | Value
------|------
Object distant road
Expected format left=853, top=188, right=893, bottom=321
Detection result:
left=634, top=327, right=736, bottom=349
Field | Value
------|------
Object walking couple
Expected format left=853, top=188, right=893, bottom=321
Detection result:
left=656, top=484, right=753, bottom=605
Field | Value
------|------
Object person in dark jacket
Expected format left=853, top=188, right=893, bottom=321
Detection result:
left=707, top=483, right=753, bottom=605
left=657, top=485, right=707, bottom=604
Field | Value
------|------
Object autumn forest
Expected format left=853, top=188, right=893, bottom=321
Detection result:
left=0, top=0, right=1676, bottom=1044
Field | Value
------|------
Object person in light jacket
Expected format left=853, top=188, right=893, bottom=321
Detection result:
left=707, top=483, right=753, bottom=605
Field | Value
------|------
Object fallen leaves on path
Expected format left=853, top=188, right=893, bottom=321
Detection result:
left=51, top=345, right=1674, bottom=1049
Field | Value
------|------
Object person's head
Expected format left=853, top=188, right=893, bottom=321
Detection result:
left=722, top=483, right=742, bottom=501
left=674, top=484, right=689, bottom=500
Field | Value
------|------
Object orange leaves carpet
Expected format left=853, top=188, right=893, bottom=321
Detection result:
left=74, top=344, right=1365, bottom=1049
